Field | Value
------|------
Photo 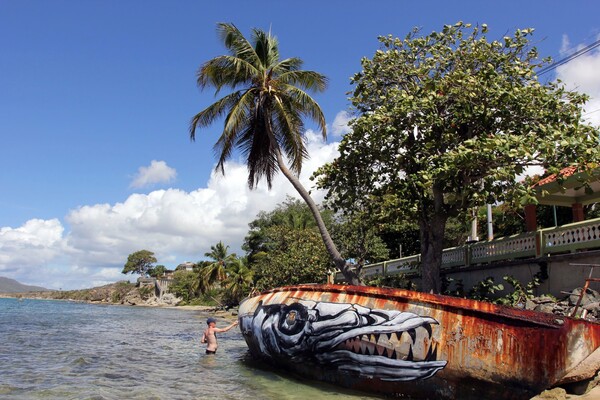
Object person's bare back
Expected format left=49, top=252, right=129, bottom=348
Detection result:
left=201, top=317, right=238, bottom=354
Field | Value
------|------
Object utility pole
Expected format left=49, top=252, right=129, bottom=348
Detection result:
left=487, top=204, right=494, bottom=241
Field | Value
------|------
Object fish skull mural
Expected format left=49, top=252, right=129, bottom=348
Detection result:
left=239, top=299, right=447, bottom=381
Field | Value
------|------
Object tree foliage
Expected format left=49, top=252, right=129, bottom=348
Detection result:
left=200, top=241, right=236, bottom=290
left=253, top=225, right=331, bottom=291
left=122, top=250, right=157, bottom=277
left=328, top=210, right=390, bottom=269
left=222, top=257, right=254, bottom=305
left=316, top=22, right=600, bottom=293
left=148, top=265, right=167, bottom=278
left=243, top=197, right=332, bottom=261
left=169, top=270, right=201, bottom=303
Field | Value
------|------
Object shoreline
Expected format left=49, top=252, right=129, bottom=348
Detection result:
left=1, top=293, right=596, bottom=398
left=0, top=293, right=239, bottom=320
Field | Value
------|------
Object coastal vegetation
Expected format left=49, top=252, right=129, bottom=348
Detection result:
left=9, top=22, right=599, bottom=310
left=180, top=21, right=600, bottom=303
left=315, top=22, right=600, bottom=293
left=187, top=22, right=599, bottom=296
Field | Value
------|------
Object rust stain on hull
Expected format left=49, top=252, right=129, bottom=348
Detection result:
left=238, top=284, right=600, bottom=399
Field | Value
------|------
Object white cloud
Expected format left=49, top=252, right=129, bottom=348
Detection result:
left=130, top=160, right=177, bottom=189
left=331, top=110, right=352, bottom=137
left=556, top=35, right=600, bottom=127
left=0, top=134, right=339, bottom=290
left=6, top=36, right=598, bottom=292
left=560, top=34, right=572, bottom=56
left=0, top=219, right=65, bottom=270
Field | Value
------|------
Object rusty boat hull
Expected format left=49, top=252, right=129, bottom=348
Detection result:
left=238, top=284, right=600, bottom=399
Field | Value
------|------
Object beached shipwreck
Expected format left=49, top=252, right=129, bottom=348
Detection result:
left=238, top=284, right=600, bottom=399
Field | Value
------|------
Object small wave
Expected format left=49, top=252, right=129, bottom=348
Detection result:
left=72, top=357, right=91, bottom=366
left=101, top=372, right=131, bottom=381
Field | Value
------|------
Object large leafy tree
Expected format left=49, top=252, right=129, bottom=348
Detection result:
left=328, top=211, right=390, bottom=270
left=189, top=23, right=360, bottom=285
left=122, top=250, right=157, bottom=277
left=243, top=197, right=333, bottom=262
left=317, top=23, right=600, bottom=293
left=253, top=225, right=331, bottom=291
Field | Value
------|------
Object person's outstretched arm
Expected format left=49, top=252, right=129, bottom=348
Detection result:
left=214, top=321, right=239, bottom=333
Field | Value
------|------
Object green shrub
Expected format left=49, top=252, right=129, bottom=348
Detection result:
left=365, top=274, right=417, bottom=290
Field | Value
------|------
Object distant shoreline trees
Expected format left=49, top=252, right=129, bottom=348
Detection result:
left=122, top=250, right=157, bottom=277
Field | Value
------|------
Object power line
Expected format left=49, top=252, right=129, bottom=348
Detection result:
left=538, top=38, right=600, bottom=76
left=583, top=107, right=600, bottom=117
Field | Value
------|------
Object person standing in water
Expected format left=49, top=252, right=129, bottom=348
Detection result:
left=201, top=317, right=238, bottom=354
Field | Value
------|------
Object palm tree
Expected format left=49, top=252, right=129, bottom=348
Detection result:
left=223, top=257, right=254, bottom=304
left=201, top=241, right=236, bottom=288
left=189, top=23, right=360, bottom=285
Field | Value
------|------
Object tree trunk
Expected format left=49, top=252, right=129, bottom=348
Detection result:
left=275, top=150, right=362, bottom=286
left=419, top=212, right=447, bottom=294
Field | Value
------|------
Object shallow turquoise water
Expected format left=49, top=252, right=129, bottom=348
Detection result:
left=0, top=298, right=379, bottom=400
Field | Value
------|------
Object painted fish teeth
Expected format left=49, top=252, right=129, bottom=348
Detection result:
left=406, top=329, right=416, bottom=343
left=337, top=328, right=438, bottom=363
left=423, top=322, right=433, bottom=338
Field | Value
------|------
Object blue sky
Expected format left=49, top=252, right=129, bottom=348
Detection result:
left=1, top=0, right=599, bottom=289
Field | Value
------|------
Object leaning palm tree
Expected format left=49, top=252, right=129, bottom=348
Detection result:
left=190, top=23, right=360, bottom=285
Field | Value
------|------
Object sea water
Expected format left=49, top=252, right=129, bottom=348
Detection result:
left=0, top=298, right=379, bottom=400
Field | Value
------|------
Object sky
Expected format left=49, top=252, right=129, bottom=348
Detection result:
left=1, top=1, right=600, bottom=290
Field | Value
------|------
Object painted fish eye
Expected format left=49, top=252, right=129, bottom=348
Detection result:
left=279, top=303, right=308, bottom=335
left=286, top=310, right=297, bottom=325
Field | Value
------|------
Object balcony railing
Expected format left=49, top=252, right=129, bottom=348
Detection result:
left=334, top=217, right=600, bottom=282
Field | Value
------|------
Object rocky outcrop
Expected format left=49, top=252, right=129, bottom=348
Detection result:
left=144, top=293, right=181, bottom=307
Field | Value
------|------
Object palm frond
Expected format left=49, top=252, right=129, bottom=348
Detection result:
left=197, top=55, right=258, bottom=93
left=189, top=91, right=243, bottom=140
left=252, top=27, right=280, bottom=69
left=271, top=94, right=307, bottom=175
left=217, top=23, right=262, bottom=68
left=221, top=88, right=256, bottom=138
left=238, top=106, right=278, bottom=189
left=213, top=91, right=256, bottom=173
left=272, top=57, right=303, bottom=73
left=279, top=84, right=327, bottom=137
left=277, top=69, right=328, bottom=92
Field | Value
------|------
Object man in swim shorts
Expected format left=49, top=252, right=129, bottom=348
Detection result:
left=201, top=317, right=238, bottom=354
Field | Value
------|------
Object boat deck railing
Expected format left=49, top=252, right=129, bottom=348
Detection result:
left=335, top=217, right=600, bottom=282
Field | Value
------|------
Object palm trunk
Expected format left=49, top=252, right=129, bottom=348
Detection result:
left=275, top=150, right=362, bottom=286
